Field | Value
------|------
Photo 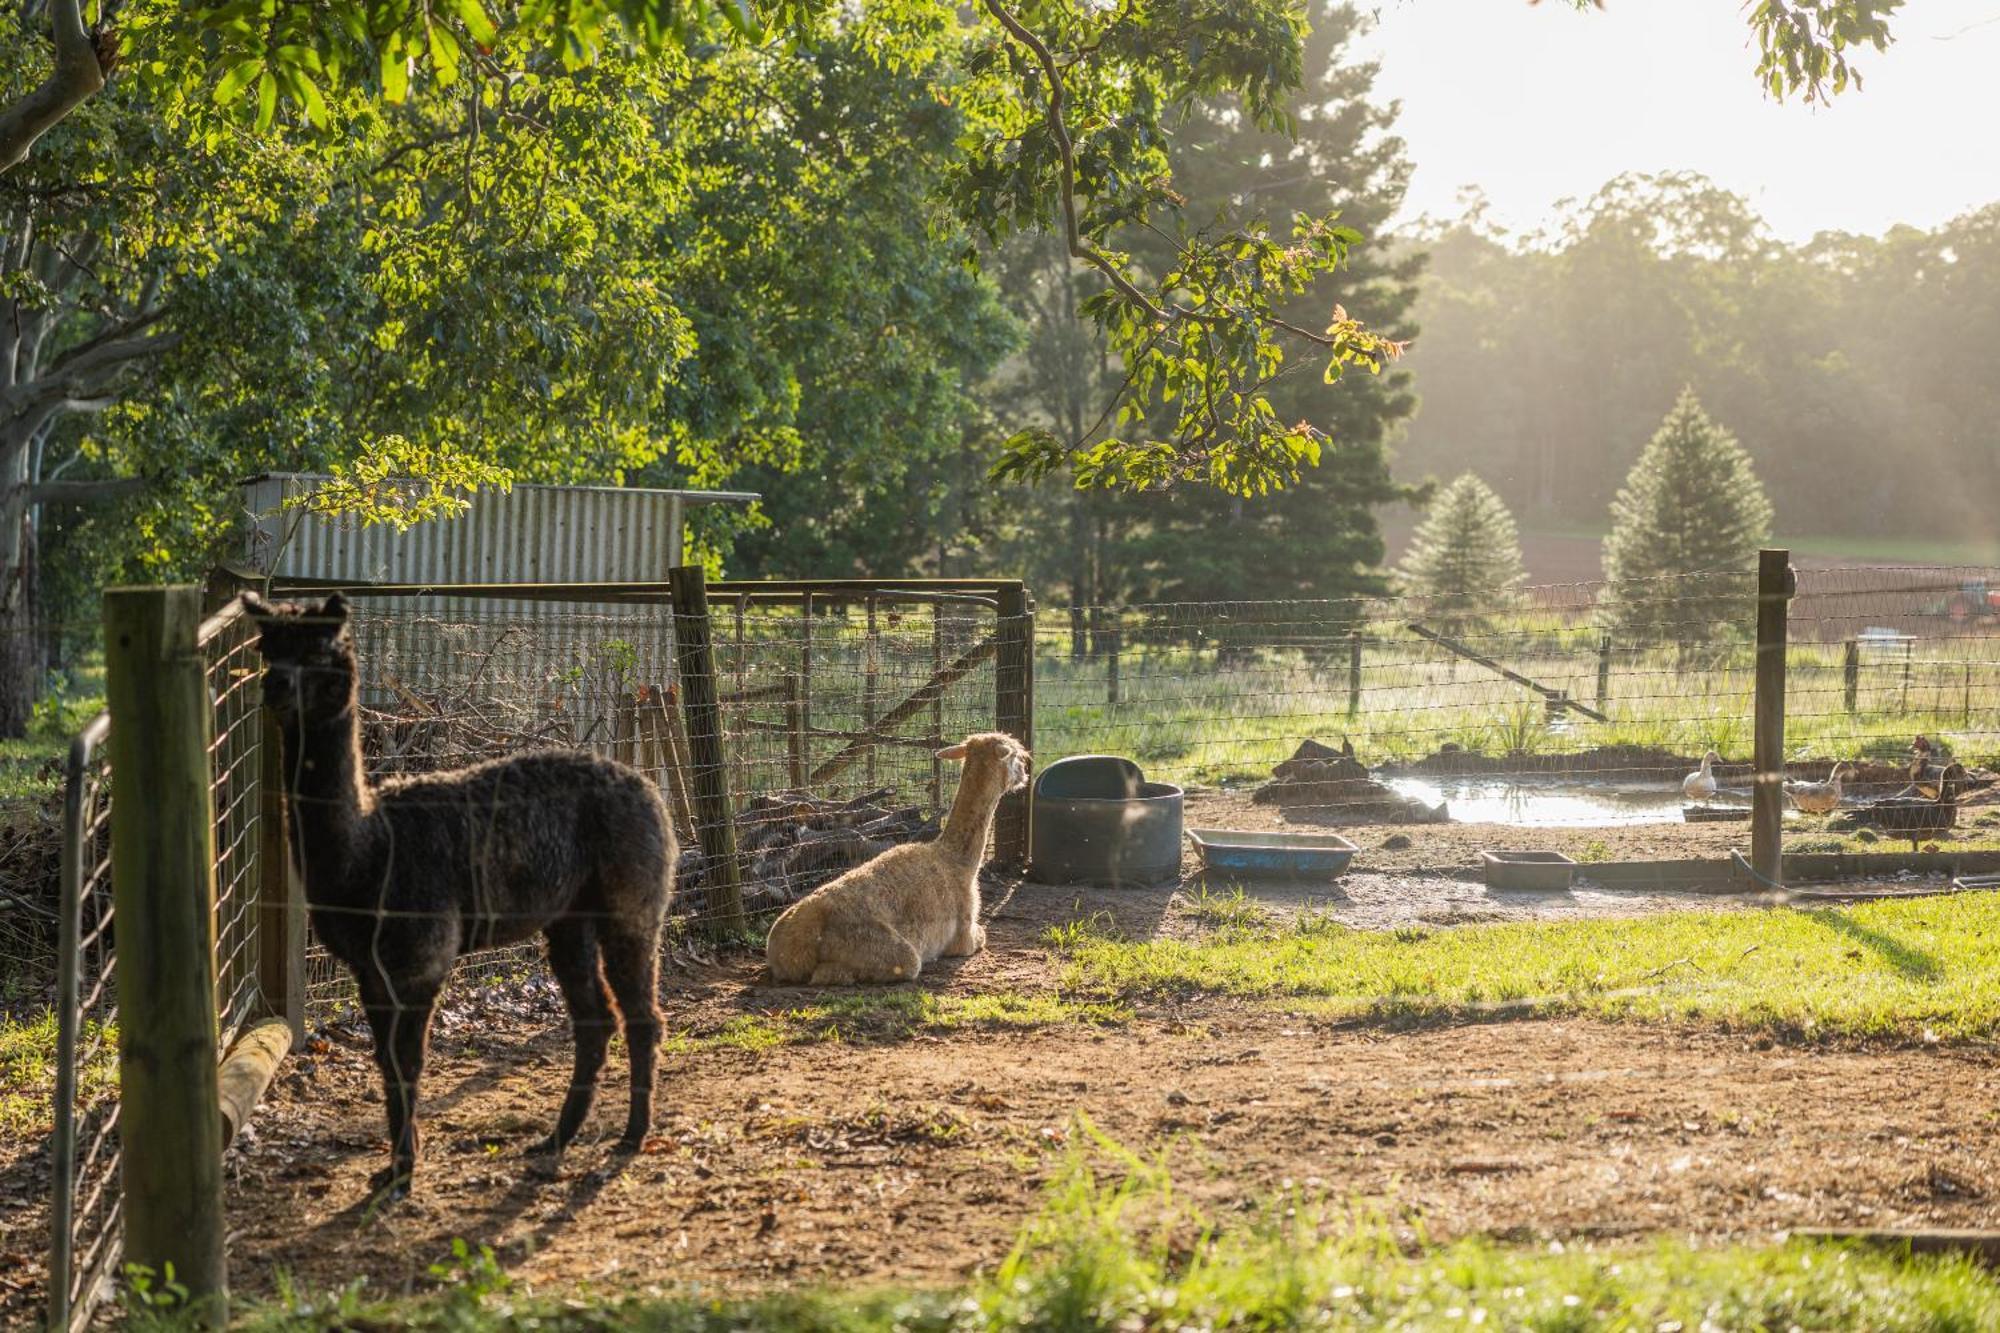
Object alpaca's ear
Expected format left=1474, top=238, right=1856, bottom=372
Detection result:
left=935, top=742, right=969, bottom=761
left=319, top=592, right=350, bottom=623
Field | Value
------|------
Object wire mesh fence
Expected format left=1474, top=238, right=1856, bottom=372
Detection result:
left=1035, top=566, right=1999, bottom=844
left=200, top=604, right=270, bottom=1048
left=294, top=583, right=1022, bottom=1017
left=47, top=714, right=118, bottom=1332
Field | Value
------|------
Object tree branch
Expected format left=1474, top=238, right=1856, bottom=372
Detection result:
left=24, top=475, right=149, bottom=504
left=0, top=0, right=109, bottom=174
left=977, top=0, right=1172, bottom=323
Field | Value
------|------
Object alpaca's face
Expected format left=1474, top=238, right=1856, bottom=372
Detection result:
left=245, top=594, right=355, bottom=724
left=935, top=733, right=1030, bottom=791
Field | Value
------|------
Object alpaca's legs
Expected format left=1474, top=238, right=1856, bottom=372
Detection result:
left=358, top=970, right=440, bottom=1199
left=945, top=921, right=986, bottom=957
left=599, top=919, right=664, bottom=1148
left=536, top=919, right=615, bottom=1155
left=809, top=921, right=924, bottom=985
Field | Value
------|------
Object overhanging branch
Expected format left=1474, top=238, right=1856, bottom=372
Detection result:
left=0, top=0, right=110, bottom=174
left=25, top=475, right=149, bottom=504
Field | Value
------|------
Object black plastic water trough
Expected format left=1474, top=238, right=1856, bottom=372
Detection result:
left=1030, top=754, right=1184, bottom=887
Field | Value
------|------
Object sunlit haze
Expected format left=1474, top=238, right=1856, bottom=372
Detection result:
left=1358, top=1, right=2000, bottom=241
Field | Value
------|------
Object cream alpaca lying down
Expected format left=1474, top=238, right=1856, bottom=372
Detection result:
left=765, top=733, right=1029, bottom=986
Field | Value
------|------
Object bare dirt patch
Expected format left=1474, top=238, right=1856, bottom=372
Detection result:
left=216, top=890, right=2000, bottom=1307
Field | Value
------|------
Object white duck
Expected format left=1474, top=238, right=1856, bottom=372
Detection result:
left=1786, top=762, right=1848, bottom=815
left=1682, top=750, right=1721, bottom=806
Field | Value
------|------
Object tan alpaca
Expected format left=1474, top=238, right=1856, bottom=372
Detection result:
left=766, top=732, right=1029, bottom=985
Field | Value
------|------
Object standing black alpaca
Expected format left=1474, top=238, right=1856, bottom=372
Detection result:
left=245, top=593, right=674, bottom=1198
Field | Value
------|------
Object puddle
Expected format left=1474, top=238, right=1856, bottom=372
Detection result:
left=1384, top=776, right=1769, bottom=828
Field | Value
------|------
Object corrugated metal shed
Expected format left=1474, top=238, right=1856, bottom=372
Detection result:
left=240, top=473, right=758, bottom=585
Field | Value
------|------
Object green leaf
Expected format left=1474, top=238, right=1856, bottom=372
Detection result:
left=446, top=0, right=500, bottom=48
left=213, top=57, right=263, bottom=104
left=381, top=44, right=410, bottom=103
left=255, top=68, right=278, bottom=130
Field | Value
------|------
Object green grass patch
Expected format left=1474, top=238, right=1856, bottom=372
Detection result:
left=218, top=1125, right=2000, bottom=1331
left=0, top=667, right=103, bottom=800
left=1050, top=891, right=2000, bottom=1040
left=667, top=990, right=1129, bottom=1052
left=0, top=1008, right=115, bottom=1135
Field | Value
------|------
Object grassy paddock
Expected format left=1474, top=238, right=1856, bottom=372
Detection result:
left=205, top=1131, right=2000, bottom=1331
left=1051, top=890, right=2000, bottom=1040
left=1031, top=631, right=2000, bottom=786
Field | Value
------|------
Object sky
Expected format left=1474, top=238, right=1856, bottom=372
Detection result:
left=1355, top=1, right=2000, bottom=242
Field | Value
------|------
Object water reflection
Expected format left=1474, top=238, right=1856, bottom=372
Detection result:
left=1383, top=776, right=1753, bottom=827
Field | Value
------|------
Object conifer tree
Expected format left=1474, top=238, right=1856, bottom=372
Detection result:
left=1395, top=472, right=1527, bottom=629
left=1601, top=389, right=1774, bottom=647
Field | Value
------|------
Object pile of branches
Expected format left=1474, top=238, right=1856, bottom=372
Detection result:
left=362, top=670, right=598, bottom=776
left=676, top=787, right=938, bottom=916
left=1252, top=738, right=1450, bottom=826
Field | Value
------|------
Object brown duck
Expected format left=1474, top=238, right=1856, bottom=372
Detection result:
left=1836, top=762, right=1967, bottom=851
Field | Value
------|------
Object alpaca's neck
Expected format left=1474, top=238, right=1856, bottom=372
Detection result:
left=277, top=705, right=373, bottom=900
left=938, top=767, right=1005, bottom=865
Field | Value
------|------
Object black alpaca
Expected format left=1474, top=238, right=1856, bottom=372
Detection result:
left=245, top=593, right=675, bottom=1198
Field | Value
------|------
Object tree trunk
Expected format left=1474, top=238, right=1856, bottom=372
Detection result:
left=0, top=501, right=42, bottom=737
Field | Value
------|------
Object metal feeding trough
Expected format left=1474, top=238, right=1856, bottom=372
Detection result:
left=1187, top=828, right=1358, bottom=879
left=1480, top=850, right=1577, bottom=892
left=1031, top=755, right=1184, bottom=886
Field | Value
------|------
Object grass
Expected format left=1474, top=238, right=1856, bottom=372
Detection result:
left=1049, top=890, right=2000, bottom=1040
left=202, top=1127, right=2000, bottom=1331
left=0, top=1008, right=115, bottom=1135
left=0, top=662, right=104, bottom=800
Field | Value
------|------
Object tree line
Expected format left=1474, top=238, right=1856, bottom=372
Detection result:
left=1398, top=173, right=2000, bottom=548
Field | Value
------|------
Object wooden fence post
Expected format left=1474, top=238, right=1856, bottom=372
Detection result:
left=1596, top=634, right=1613, bottom=713
left=1106, top=620, right=1122, bottom=707
left=1751, top=550, right=1794, bottom=891
left=1843, top=638, right=1860, bottom=713
left=669, top=566, right=744, bottom=937
left=256, top=711, right=306, bottom=1042
left=864, top=597, right=879, bottom=789
left=1347, top=630, right=1363, bottom=719
left=994, top=582, right=1033, bottom=869
left=104, top=585, right=228, bottom=1320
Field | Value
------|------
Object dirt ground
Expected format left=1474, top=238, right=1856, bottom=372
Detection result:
left=212, top=877, right=2000, bottom=1308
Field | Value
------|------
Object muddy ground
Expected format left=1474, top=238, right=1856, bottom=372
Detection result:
left=205, top=876, right=2000, bottom=1309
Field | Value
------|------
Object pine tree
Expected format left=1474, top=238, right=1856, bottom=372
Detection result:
left=1601, top=389, right=1774, bottom=648
left=1395, top=473, right=1527, bottom=629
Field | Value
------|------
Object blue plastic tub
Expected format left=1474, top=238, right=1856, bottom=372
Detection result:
left=1185, top=827, right=1358, bottom=878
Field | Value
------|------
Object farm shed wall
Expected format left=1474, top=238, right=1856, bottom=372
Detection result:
left=238, top=473, right=758, bottom=586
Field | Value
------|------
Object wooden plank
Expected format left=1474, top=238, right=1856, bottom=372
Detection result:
left=809, top=635, right=999, bottom=786
left=668, top=567, right=744, bottom=937
left=652, top=685, right=698, bottom=846
left=1751, top=549, right=1794, bottom=890
left=218, top=1018, right=294, bottom=1149
left=104, top=585, right=229, bottom=1319
left=1405, top=622, right=1610, bottom=723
